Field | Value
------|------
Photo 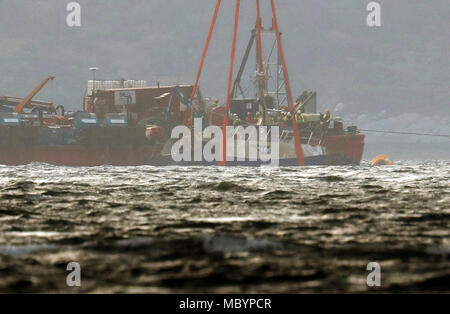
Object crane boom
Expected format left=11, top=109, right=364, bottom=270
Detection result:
left=14, top=76, right=55, bottom=113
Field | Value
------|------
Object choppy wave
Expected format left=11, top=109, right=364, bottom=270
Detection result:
left=0, top=161, right=449, bottom=293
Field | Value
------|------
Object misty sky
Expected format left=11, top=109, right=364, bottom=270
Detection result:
left=0, top=0, right=449, bottom=158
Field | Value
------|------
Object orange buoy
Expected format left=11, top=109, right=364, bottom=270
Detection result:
left=370, top=155, right=394, bottom=166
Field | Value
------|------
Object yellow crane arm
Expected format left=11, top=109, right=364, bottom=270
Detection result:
left=14, top=76, right=55, bottom=113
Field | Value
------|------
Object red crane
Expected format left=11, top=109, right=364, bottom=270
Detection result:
left=14, top=76, right=55, bottom=114
left=189, top=0, right=305, bottom=166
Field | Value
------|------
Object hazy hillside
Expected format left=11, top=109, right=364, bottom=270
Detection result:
left=0, top=0, right=449, bottom=158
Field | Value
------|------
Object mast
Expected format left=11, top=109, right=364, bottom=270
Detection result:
left=189, top=0, right=305, bottom=166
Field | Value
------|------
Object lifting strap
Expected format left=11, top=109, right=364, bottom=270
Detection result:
left=189, top=0, right=222, bottom=127
left=270, top=0, right=305, bottom=166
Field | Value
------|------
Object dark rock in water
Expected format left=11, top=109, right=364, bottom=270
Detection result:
left=213, top=181, right=241, bottom=191
left=318, top=175, right=345, bottom=182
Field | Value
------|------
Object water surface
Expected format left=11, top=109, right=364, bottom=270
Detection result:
left=0, top=161, right=448, bottom=293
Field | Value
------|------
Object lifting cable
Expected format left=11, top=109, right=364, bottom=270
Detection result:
left=270, top=0, right=305, bottom=166
left=360, top=129, right=450, bottom=139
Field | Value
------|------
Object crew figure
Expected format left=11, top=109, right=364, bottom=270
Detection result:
left=280, top=112, right=291, bottom=128
left=245, top=112, right=255, bottom=125
left=255, top=112, right=262, bottom=122
left=232, top=114, right=241, bottom=126
left=194, top=105, right=209, bottom=128
left=275, top=112, right=281, bottom=124
left=295, top=111, right=304, bottom=123
left=286, top=112, right=292, bottom=121
left=321, top=110, right=332, bottom=123
left=320, top=110, right=333, bottom=132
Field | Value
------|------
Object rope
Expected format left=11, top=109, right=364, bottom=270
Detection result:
left=255, top=0, right=264, bottom=75
left=360, top=129, right=450, bottom=138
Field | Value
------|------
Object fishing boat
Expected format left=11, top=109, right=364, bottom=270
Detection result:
left=152, top=0, right=365, bottom=167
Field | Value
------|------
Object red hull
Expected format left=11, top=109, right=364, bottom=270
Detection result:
left=322, top=134, right=365, bottom=165
left=0, top=135, right=364, bottom=167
